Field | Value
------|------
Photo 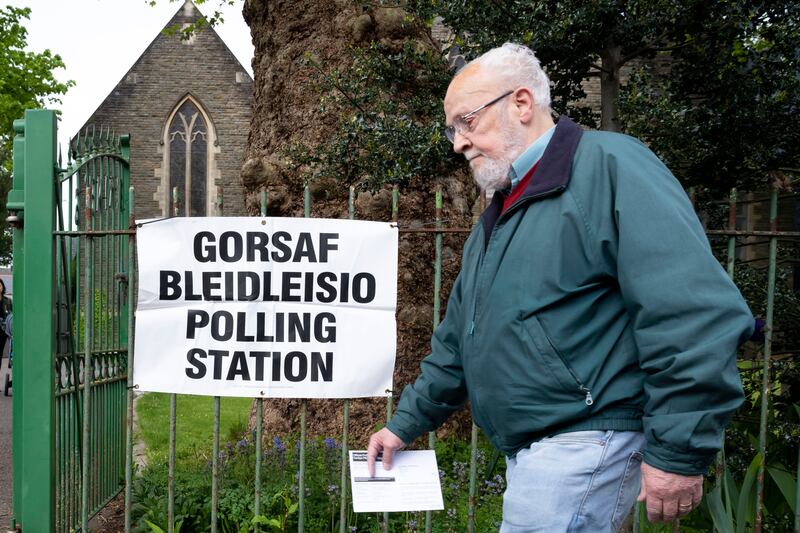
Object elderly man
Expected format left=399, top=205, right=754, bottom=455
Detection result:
left=367, top=43, right=753, bottom=531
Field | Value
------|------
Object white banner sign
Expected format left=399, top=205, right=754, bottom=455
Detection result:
left=133, top=217, right=398, bottom=398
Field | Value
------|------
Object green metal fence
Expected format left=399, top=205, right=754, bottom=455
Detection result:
left=8, top=110, right=800, bottom=532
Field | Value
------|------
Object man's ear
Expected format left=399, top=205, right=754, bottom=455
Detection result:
left=513, top=87, right=536, bottom=124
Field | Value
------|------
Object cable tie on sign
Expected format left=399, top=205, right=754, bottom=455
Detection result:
left=390, top=218, right=458, bottom=230
left=135, top=216, right=175, bottom=228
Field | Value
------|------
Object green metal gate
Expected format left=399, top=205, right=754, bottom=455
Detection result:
left=8, top=110, right=133, bottom=532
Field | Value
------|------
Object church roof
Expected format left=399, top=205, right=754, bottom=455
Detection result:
left=75, top=0, right=252, bottom=140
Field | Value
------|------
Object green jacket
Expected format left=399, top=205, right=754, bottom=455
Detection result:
left=387, top=117, right=753, bottom=476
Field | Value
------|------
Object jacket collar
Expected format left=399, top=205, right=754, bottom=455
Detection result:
left=480, top=115, right=583, bottom=246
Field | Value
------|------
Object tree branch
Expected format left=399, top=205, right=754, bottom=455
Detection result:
left=590, top=63, right=611, bottom=75
left=619, top=27, right=673, bottom=65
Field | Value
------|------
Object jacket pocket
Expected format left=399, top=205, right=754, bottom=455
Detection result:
left=522, top=314, right=593, bottom=405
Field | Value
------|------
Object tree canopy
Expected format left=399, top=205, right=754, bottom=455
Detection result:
left=0, top=5, right=72, bottom=263
left=406, top=0, right=799, bottom=193
left=621, top=3, right=800, bottom=192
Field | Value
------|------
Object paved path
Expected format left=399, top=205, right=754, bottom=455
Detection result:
left=0, top=352, right=12, bottom=527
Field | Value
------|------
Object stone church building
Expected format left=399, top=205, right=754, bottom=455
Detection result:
left=77, top=0, right=253, bottom=218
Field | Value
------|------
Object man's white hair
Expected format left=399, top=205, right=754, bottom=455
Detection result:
left=465, top=43, right=551, bottom=111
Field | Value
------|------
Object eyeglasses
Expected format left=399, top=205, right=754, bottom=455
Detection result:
left=444, top=90, right=514, bottom=143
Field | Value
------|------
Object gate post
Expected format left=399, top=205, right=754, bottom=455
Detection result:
left=118, top=135, right=131, bottom=346
left=9, top=109, right=57, bottom=531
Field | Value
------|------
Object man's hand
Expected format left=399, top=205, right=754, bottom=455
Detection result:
left=366, top=428, right=405, bottom=477
left=638, top=463, right=703, bottom=522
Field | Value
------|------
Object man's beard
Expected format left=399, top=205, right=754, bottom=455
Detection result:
left=471, top=127, right=527, bottom=192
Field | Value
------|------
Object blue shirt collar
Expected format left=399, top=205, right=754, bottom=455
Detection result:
left=509, top=125, right=556, bottom=189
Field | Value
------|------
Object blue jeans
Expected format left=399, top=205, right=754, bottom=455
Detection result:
left=501, top=430, right=645, bottom=532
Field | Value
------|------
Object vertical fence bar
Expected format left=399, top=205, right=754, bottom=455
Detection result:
left=168, top=180, right=179, bottom=530
left=125, top=187, right=135, bottom=533
left=297, top=184, right=311, bottom=533
left=381, top=184, right=399, bottom=533
left=425, top=186, right=444, bottom=533
left=726, top=188, right=737, bottom=277
left=212, top=396, right=221, bottom=533
left=211, top=187, right=224, bottom=533
left=432, top=186, right=442, bottom=328
left=55, top=166, right=62, bottom=530
left=168, top=394, right=176, bottom=533
left=754, top=187, right=778, bottom=533
left=466, top=189, right=481, bottom=533
left=713, top=187, right=739, bottom=503
left=55, top=152, right=70, bottom=533
left=91, top=150, right=99, bottom=515
left=72, top=156, right=83, bottom=532
left=82, top=182, right=95, bottom=533
left=254, top=189, right=267, bottom=530
left=63, top=155, right=75, bottom=533
left=467, top=424, right=479, bottom=533
left=338, top=185, right=356, bottom=533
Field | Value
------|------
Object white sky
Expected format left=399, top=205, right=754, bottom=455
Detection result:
left=7, top=0, right=254, bottom=150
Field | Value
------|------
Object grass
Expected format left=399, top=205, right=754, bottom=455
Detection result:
left=136, top=392, right=252, bottom=465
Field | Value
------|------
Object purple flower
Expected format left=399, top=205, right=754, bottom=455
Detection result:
left=273, top=436, right=286, bottom=452
left=348, top=527, right=357, bottom=533
left=324, top=437, right=339, bottom=449
left=327, top=484, right=339, bottom=495
left=237, top=438, right=248, bottom=449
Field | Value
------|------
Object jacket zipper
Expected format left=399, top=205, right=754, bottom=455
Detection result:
left=471, top=185, right=565, bottom=337
left=470, top=218, right=501, bottom=336
left=493, top=191, right=595, bottom=407
left=549, top=337, right=594, bottom=406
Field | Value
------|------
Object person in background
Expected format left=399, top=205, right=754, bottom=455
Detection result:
left=367, top=43, right=754, bottom=532
left=0, top=278, right=11, bottom=361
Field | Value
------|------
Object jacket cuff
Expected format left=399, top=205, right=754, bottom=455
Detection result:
left=385, top=416, right=420, bottom=446
left=643, top=445, right=715, bottom=476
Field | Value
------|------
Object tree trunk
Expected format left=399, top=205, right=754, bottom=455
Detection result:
left=240, top=0, right=478, bottom=447
left=600, top=44, right=622, bottom=132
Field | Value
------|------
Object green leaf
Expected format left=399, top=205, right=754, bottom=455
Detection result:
left=723, top=467, right=738, bottom=525
left=144, top=519, right=167, bottom=533
left=707, top=485, right=735, bottom=533
left=735, top=452, right=762, bottom=533
left=767, top=465, right=797, bottom=513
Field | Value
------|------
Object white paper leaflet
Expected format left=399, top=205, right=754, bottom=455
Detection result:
left=349, top=450, right=444, bottom=513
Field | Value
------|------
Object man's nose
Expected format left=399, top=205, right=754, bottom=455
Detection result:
left=452, top=131, right=471, bottom=154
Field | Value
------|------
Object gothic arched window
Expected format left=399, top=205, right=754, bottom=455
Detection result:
left=161, top=96, right=216, bottom=216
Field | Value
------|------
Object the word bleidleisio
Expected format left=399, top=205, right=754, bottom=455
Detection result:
left=158, top=230, right=377, bottom=304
